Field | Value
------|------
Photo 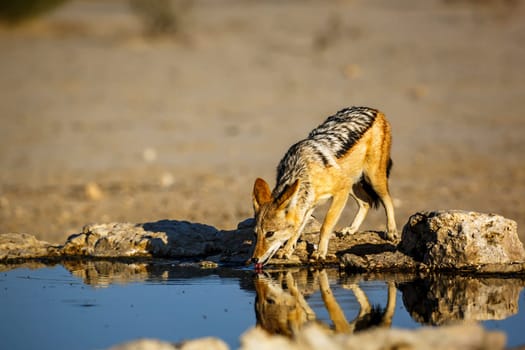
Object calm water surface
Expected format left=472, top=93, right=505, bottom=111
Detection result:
left=1, top=262, right=524, bottom=349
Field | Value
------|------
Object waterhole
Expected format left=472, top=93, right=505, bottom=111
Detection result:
left=1, top=262, right=524, bottom=349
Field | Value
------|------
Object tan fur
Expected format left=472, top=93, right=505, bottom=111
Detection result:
left=252, top=111, right=397, bottom=265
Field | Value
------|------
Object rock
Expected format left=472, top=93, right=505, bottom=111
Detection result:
left=0, top=233, right=58, bottom=260
left=399, top=210, right=525, bottom=272
left=237, top=218, right=255, bottom=230
left=240, top=327, right=296, bottom=350
left=60, top=220, right=254, bottom=261
left=177, top=338, right=229, bottom=350
left=330, top=230, right=419, bottom=272
left=142, top=147, right=158, bottom=163
left=61, top=221, right=221, bottom=258
left=343, top=63, right=362, bottom=80
left=108, top=323, right=506, bottom=350
left=85, top=181, right=104, bottom=201
left=108, top=339, right=176, bottom=350
left=239, top=322, right=505, bottom=350
left=0, top=220, right=252, bottom=263
left=160, top=172, right=175, bottom=188
left=209, top=227, right=254, bottom=264
left=341, top=250, right=419, bottom=272
left=108, top=337, right=228, bottom=350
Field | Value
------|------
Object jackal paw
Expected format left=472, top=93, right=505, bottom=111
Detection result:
left=341, top=282, right=359, bottom=291
left=275, top=250, right=293, bottom=260
left=309, top=251, right=324, bottom=262
left=385, top=229, right=398, bottom=242
left=309, top=251, right=336, bottom=262
left=339, top=226, right=357, bottom=237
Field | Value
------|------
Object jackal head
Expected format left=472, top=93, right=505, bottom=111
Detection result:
left=251, top=178, right=301, bottom=268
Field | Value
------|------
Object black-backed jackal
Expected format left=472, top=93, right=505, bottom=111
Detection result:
left=251, top=107, right=397, bottom=268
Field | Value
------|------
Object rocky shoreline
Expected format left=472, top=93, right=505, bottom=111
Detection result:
left=1, top=210, right=524, bottom=274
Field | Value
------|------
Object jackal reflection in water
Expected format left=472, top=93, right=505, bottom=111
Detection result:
left=254, top=269, right=396, bottom=336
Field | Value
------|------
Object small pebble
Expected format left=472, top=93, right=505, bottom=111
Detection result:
left=85, top=182, right=104, bottom=201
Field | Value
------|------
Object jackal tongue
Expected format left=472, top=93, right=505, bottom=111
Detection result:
left=254, top=263, right=264, bottom=270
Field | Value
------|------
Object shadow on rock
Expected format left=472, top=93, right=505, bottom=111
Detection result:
left=141, top=219, right=222, bottom=258
left=339, top=242, right=397, bottom=256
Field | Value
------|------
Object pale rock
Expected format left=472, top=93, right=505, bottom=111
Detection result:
left=240, top=327, right=295, bottom=350
left=142, top=147, right=158, bottom=162
left=108, top=337, right=228, bottom=350
left=62, top=221, right=221, bottom=258
left=108, top=323, right=506, bottom=350
left=0, top=233, right=58, bottom=260
left=85, top=181, right=104, bottom=201
left=400, top=210, right=525, bottom=271
left=178, top=337, right=229, bottom=350
left=343, top=63, right=362, bottom=79
left=239, top=322, right=505, bottom=350
left=108, top=339, right=176, bottom=350
left=60, top=220, right=254, bottom=261
left=335, top=322, right=505, bottom=350
left=160, top=172, right=175, bottom=187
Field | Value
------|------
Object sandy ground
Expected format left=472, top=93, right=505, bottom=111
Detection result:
left=0, top=0, right=524, bottom=244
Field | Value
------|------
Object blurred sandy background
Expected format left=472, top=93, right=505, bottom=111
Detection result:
left=0, top=0, right=524, bottom=244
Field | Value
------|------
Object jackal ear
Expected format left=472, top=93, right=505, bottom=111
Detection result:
left=275, top=179, right=300, bottom=210
left=253, top=178, right=272, bottom=213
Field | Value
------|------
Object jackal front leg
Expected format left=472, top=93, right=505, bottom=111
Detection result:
left=276, top=230, right=302, bottom=260
left=276, top=209, right=314, bottom=260
left=312, top=193, right=348, bottom=261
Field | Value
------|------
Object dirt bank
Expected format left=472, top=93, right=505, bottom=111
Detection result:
left=0, top=0, right=524, bottom=243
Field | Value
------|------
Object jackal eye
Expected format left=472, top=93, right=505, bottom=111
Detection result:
left=265, top=231, right=275, bottom=238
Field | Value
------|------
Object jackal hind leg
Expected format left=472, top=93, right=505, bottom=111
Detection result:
left=366, top=167, right=398, bottom=241
left=380, top=192, right=397, bottom=241
left=340, top=182, right=371, bottom=236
